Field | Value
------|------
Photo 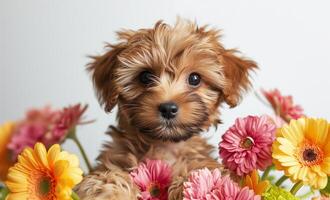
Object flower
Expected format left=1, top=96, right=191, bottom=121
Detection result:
left=262, top=89, right=304, bottom=121
left=262, top=185, right=299, bottom=200
left=6, top=143, right=83, bottom=200
left=8, top=123, right=47, bottom=160
left=219, top=115, right=276, bottom=176
left=0, top=122, right=16, bottom=181
left=7, top=104, right=88, bottom=160
left=183, top=168, right=260, bottom=200
left=272, top=118, right=330, bottom=189
left=52, top=104, right=88, bottom=143
left=244, top=170, right=269, bottom=195
left=130, top=159, right=172, bottom=200
left=7, top=106, right=60, bottom=159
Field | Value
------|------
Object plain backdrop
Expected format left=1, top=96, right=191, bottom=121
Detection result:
left=1, top=1, right=330, bottom=191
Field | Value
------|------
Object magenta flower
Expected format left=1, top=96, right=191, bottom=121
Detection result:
left=183, top=168, right=260, bottom=200
left=52, top=104, right=88, bottom=142
left=7, top=104, right=88, bottom=160
left=262, top=89, right=304, bottom=121
left=7, top=124, right=45, bottom=159
left=130, top=159, right=172, bottom=200
left=219, top=115, right=276, bottom=176
left=7, top=106, right=59, bottom=159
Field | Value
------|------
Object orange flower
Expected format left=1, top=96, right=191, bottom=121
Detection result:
left=0, top=122, right=15, bottom=181
left=273, top=118, right=330, bottom=189
left=244, top=170, right=269, bottom=195
left=6, top=143, right=83, bottom=200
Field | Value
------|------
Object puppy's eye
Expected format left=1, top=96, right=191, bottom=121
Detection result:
left=139, top=71, right=154, bottom=85
left=188, top=73, right=201, bottom=87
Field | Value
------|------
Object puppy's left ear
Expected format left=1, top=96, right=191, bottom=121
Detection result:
left=221, top=49, right=257, bottom=107
left=87, top=44, right=126, bottom=112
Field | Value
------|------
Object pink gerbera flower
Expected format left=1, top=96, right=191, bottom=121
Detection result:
left=7, top=104, right=89, bottom=160
left=52, top=104, right=88, bottom=142
left=7, top=123, right=45, bottom=159
left=262, top=88, right=304, bottom=121
left=183, top=168, right=260, bottom=200
left=7, top=106, right=60, bottom=159
left=219, top=115, right=276, bottom=176
left=130, top=159, right=172, bottom=200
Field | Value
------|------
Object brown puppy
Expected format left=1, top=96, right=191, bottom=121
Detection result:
left=75, top=18, right=257, bottom=200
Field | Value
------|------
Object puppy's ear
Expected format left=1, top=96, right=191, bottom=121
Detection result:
left=87, top=44, right=125, bottom=112
left=221, top=49, right=257, bottom=107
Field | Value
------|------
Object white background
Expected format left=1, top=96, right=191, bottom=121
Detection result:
left=1, top=0, right=330, bottom=191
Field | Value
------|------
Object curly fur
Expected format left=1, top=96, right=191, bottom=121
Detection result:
left=75, top=18, right=257, bottom=200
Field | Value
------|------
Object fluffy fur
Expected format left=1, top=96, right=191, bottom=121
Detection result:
left=75, top=18, right=257, bottom=200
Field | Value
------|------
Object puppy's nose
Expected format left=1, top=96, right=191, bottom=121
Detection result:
left=159, top=102, right=178, bottom=119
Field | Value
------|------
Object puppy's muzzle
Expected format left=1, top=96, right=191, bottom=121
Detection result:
left=158, top=102, right=178, bottom=119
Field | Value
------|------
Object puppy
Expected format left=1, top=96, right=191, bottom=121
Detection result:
left=76, top=18, right=257, bottom=200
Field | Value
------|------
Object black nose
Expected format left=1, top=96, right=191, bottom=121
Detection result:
left=159, top=102, right=178, bottom=119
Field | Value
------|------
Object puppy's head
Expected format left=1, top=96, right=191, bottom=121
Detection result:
left=88, top=19, right=257, bottom=142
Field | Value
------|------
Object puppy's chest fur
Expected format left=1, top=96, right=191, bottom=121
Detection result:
left=97, top=128, right=220, bottom=177
left=144, top=142, right=187, bottom=165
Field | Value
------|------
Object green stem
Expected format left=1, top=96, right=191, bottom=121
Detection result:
left=0, top=187, right=9, bottom=200
left=68, top=129, right=92, bottom=172
left=71, top=191, right=80, bottom=200
left=261, top=165, right=273, bottom=180
left=275, top=175, right=288, bottom=187
left=290, top=181, right=304, bottom=195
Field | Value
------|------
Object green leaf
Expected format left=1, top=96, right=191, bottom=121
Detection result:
left=0, top=187, right=9, bottom=200
left=71, top=191, right=80, bottom=200
left=320, top=176, right=330, bottom=196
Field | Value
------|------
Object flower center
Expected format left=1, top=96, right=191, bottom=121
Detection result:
left=240, top=137, right=255, bottom=149
left=303, top=149, right=317, bottom=162
left=148, top=183, right=161, bottom=197
left=29, top=170, right=56, bottom=199
left=39, top=178, right=51, bottom=195
left=298, top=143, right=323, bottom=166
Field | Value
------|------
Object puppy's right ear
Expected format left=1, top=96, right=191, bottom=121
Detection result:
left=87, top=44, right=125, bottom=112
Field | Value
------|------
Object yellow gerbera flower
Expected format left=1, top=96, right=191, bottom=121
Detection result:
left=6, top=143, right=83, bottom=200
left=0, top=122, right=15, bottom=181
left=273, top=118, right=330, bottom=189
left=244, top=170, right=269, bottom=195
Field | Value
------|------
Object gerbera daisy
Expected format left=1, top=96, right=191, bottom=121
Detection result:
left=273, top=118, right=330, bottom=189
left=7, top=104, right=89, bottom=160
left=244, top=170, right=269, bottom=195
left=130, top=159, right=172, bottom=200
left=8, top=123, right=47, bottom=160
left=183, top=168, right=260, bottom=200
left=0, top=122, right=16, bottom=181
left=6, top=143, right=83, bottom=200
left=219, top=115, right=276, bottom=176
left=52, top=104, right=88, bottom=142
left=262, top=89, right=304, bottom=121
left=7, top=106, right=60, bottom=159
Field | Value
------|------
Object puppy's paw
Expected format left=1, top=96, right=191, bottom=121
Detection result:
left=75, top=170, right=138, bottom=200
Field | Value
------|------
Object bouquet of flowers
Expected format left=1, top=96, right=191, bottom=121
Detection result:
left=0, top=89, right=329, bottom=200
left=128, top=89, right=330, bottom=200
left=0, top=104, right=92, bottom=200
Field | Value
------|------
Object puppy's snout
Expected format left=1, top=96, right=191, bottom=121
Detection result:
left=158, top=102, right=178, bottom=119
